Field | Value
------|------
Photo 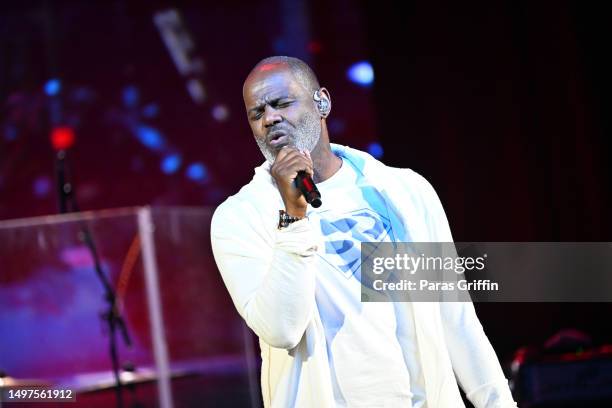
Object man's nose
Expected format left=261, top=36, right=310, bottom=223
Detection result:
left=263, top=105, right=282, bottom=128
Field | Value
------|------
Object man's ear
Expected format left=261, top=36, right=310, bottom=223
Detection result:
left=313, top=87, right=331, bottom=118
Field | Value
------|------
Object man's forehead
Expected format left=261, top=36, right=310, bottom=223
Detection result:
left=243, top=69, right=302, bottom=101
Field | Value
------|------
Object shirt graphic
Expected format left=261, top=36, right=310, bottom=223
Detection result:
left=318, top=208, right=391, bottom=279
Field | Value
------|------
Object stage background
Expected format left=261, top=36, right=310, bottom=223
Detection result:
left=1, top=0, right=611, bottom=406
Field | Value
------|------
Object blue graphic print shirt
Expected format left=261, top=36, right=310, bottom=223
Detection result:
left=306, top=158, right=425, bottom=408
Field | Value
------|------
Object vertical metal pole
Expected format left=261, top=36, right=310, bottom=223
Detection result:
left=138, top=207, right=173, bottom=408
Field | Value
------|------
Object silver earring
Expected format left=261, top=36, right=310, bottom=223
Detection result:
left=318, top=99, right=329, bottom=113
left=313, top=91, right=329, bottom=114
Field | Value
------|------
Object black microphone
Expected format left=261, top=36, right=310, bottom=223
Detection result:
left=295, top=171, right=322, bottom=208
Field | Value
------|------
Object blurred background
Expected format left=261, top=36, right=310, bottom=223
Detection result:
left=1, top=0, right=611, bottom=407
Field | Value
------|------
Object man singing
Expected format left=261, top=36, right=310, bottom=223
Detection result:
left=211, top=56, right=517, bottom=408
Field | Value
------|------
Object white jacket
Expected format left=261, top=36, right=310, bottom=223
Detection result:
left=211, top=144, right=517, bottom=408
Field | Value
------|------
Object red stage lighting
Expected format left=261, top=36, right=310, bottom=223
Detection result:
left=50, top=126, right=75, bottom=151
left=307, top=41, right=322, bottom=54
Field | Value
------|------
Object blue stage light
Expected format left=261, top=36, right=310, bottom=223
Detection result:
left=161, top=154, right=182, bottom=174
left=4, top=125, right=17, bottom=141
left=367, top=142, right=384, bottom=158
left=33, top=176, right=51, bottom=197
left=211, top=104, right=229, bottom=122
left=142, top=103, right=160, bottom=118
left=44, top=79, right=61, bottom=96
left=347, top=61, right=374, bottom=86
left=186, top=162, right=208, bottom=181
left=135, top=125, right=165, bottom=150
left=122, top=85, right=139, bottom=108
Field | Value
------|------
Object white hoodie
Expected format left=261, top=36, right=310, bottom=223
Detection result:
left=211, top=144, right=517, bottom=408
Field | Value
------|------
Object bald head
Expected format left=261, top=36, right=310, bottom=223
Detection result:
left=244, top=56, right=320, bottom=96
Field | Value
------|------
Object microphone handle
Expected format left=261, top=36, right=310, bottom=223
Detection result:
left=295, top=171, right=322, bottom=208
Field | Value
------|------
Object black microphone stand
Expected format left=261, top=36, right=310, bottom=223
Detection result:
left=55, top=149, right=132, bottom=408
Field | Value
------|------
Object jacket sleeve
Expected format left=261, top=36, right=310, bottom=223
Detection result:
left=210, top=201, right=318, bottom=350
left=412, top=171, right=518, bottom=408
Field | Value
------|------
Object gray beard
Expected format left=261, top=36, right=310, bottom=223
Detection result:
left=256, top=111, right=321, bottom=164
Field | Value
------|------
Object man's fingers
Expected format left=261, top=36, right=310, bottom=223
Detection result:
left=273, top=148, right=313, bottom=176
left=275, top=158, right=313, bottom=179
left=269, top=147, right=313, bottom=215
left=277, top=147, right=304, bottom=161
left=274, top=146, right=293, bottom=162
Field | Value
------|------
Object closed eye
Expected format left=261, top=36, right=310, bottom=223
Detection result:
left=270, top=100, right=293, bottom=110
left=249, top=99, right=294, bottom=121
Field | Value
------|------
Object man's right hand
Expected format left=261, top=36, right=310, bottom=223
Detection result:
left=270, top=147, right=314, bottom=218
